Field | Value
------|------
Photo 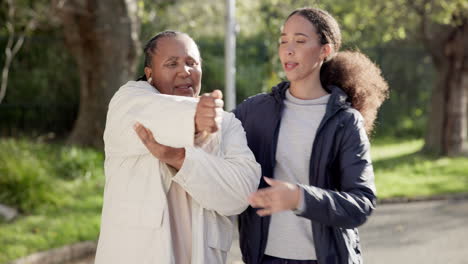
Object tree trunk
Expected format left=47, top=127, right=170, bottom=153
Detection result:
left=56, top=0, right=140, bottom=148
left=423, top=20, right=468, bottom=156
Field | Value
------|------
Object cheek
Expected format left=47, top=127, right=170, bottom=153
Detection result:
left=306, top=45, right=323, bottom=60
left=193, top=69, right=202, bottom=83
left=152, top=70, right=175, bottom=93
left=158, top=69, right=177, bottom=83
left=278, top=46, right=287, bottom=60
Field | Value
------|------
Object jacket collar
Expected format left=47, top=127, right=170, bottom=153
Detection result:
left=271, top=81, right=351, bottom=112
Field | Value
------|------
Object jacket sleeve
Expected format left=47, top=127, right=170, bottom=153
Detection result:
left=296, top=113, right=376, bottom=229
left=104, top=82, right=198, bottom=157
left=172, top=113, right=262, bottom=216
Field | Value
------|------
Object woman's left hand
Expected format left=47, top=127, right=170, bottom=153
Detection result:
left=248, top=177, right=301, bottom=216
left=134, top=122, right=185, bottom=170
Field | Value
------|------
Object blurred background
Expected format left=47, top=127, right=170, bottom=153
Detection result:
left=0, top=0, right=467, bottom=263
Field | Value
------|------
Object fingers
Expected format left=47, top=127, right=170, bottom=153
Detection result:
left=214, top=98, right=224, bottom=108
left=210, top=89, right=223, bottom=100
left=257, top=208, right=277, bottom=217
left=195, top=91, right=224, bottom=133
left=133, top=122, right=160, bottom=147
left=264, top=176, right=280, bottom=186
left=248, top=188, right=272, bottom=208
left=249, top=189, right=279, bottom=217
left=199, top=94, right=217, bottom=108
left=134, top=122, right=150, bottom=144
left=248, top=178, right=298, bottom=217
left=197, top=96, right=224, bottom=113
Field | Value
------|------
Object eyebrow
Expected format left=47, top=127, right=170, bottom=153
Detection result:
left=165, top=56, right=179, bottom=62
left=280, top=32, right=310, bottom=38
left=165, top=55, right=199, bottom=63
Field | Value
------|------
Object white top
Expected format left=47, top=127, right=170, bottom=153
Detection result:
left=265, top=89, right=330, bottom=260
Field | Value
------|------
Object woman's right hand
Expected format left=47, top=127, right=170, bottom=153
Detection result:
left=195, top=90, right=224, bottom=133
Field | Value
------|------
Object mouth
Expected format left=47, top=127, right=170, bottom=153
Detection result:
left=174, top=84, right=194, bottom=91
left=173, top=83, right=195, bottom=96
left=284, top=62, right=299, bottom=71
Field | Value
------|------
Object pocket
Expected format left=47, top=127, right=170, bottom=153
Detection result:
left=112, top=202, right=164, bottom=229
left=207, top=213, right=234, bottom=252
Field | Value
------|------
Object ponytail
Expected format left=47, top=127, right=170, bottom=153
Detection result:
left=320, top=51, right=389, bottom=134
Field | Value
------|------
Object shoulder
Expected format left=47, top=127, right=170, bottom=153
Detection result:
left=234, top=81, right=288, bottom=120
left=237, top=92, right=273, bottom=108
left=112, top=81, right=154, bottom=101
left=234, top=81, right=288, bottom=112
left=341, top=107, right=364, bottom=125
left=118, top=80, right=152, bottom=92
left=233, top=93, right=274, bottom=119
left=338, top=107, right=368, bottom=144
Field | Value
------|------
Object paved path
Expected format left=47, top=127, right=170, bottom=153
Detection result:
left=359, top=199, right=468, bottom=264
left=68, top=199, right=468, bottom=264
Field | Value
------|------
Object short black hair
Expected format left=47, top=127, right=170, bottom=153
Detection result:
left=137, top=30, right=187, bottom=81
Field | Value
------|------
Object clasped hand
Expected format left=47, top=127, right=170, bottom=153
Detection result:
left=248, top=177, right=301, bottom=216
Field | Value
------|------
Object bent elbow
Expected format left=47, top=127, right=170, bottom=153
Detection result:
left=343, top=206, right=374, bottom=228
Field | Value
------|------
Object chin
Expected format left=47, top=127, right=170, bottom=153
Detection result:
left=174, top=90, right=195, bottom=97
left=285, top=74, right=299, bottom=82
left=175, top=92, right=194, bottom=97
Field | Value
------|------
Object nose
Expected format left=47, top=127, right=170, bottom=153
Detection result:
left=287, top=46, right=294, bottom=56
left=178, top=65, right=191, bottom=78
left=285, top=44, right=295, bottom=56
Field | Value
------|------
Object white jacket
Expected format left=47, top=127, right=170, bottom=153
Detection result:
left=95, top=81, right=261, bottom=264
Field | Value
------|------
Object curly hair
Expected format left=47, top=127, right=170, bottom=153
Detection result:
left=321, top=51, right=389, bottom=133
left=288, top=8, right=389, bottom=134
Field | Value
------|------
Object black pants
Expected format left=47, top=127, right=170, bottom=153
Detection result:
left=261, top=254, right=318, bottom=264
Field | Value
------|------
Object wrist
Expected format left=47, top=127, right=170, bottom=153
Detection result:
left=168, top=148, right=186, bottom=170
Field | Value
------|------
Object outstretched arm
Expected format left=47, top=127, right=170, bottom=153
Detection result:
left=105, top=81, right=222, bottom=156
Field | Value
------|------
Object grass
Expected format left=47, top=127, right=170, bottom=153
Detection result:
left=0, top=139, right=103, bottom=264
left=371, top=138, right=468, bottom=199
left=0, top=138, right=467, bottom=263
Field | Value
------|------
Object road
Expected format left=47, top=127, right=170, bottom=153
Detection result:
left=68, top=199, right=468, bottom=264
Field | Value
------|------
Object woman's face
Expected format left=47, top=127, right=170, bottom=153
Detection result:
left=278, top=14, right=327, bottom=84
left=145, top=35, right=202, bottom=97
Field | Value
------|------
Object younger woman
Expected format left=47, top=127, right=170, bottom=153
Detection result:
left=234, top=7, right=389, bottom=264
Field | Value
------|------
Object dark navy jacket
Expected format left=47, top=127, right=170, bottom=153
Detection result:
left=233, top=82, right=376, bottom=264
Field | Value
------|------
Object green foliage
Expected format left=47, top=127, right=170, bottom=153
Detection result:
left=0, top=29, right=79, bottom=137
left=0, top=139, right=103, bottom=214
left=197, top=36, right=270, bottom=102
left=0, top=139, right=61, bottom=213
left=372, top=139, right=468, bottom=198
left=0, top=139, right=104, bottom=263
left=2, top=0, right=458, bottom=139
left=368, top=43, right=434, bottom=138
left=0, top=30, right=79, bottom=106
left=0, top=200, right=102, bottom=264
left=1, top=138, right=467, bottom=262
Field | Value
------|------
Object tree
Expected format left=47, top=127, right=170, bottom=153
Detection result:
left=54, top=0, right=141, bottom=148
left=328, top=0, right=468, bottom=156
left=413, top=0, right=468, bottom=156
left=0, top=0, right=50, bottom=104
